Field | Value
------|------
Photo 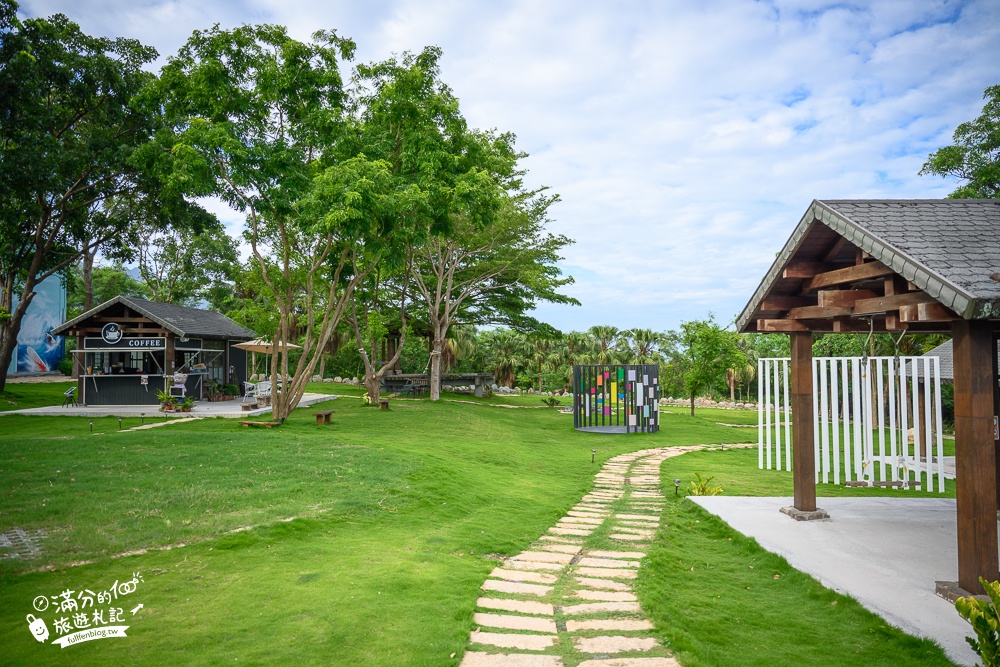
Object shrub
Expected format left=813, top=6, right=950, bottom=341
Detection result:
left=689, top=472, right=723, bottom=496
left=956, top=577, right=1000, bottom=667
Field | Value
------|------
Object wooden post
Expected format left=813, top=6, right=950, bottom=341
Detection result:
left=993, top=332, right=1000, bottom=510
left=953, top=320, right=999, bottom=593
left=791, top=331, right=817, bottom=512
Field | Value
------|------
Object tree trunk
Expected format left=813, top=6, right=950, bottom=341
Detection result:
left=537, top=373, right=543, bottom=392
left=729, top=378, right=735, bottom=402
left=0, top=282, right=36, bottom=392
left=689, top=392, right=695, bottom=417
left=82, top=249, right=96, bottom=312
left=430, top=337, right=442, bottom=401
left=365, top=373, right=380, bottom=404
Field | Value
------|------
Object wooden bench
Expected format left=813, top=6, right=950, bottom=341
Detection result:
left=312, top=410, right=335, bottom=425
left=239, top=421, right=282, bottom=429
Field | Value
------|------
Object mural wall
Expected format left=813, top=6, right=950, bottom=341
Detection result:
left=6, top=278, right=66, bottom=374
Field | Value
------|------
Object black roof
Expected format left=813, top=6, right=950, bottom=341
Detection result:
left=737, top=199, right=1000, bottom=331
left=922, top=338, right=1000, bottom=383
left=52, top=296, right=257, bottom=340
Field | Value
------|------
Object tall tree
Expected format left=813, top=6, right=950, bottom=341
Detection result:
left=479, top=328, right=529, bottom=388
left=588, top=325, right=620, bottom=364
left=153, top=25, right=416, bottom=420
left=674, top=316, right=741, bottom=416
left=620, top=328, right=664, bottom=364
left=134, top=220, right=239, bottom=305
left=920, top=84, right=1000, bottom=198
left=0, top=2, right=163, bottom=390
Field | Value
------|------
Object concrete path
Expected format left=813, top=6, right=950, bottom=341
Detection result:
left=460, top=447, right=700, bottom=667
left=0, top=393, right=334, bottom=419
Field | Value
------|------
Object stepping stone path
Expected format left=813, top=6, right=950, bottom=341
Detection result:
left=460, top=446, right=703, bottom=667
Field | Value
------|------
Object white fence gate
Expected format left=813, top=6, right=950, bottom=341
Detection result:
left=758, top=356, right=945, bottom=491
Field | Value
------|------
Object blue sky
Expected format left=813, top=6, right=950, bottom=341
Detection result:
left=20, top=0, right=1000, bottom=333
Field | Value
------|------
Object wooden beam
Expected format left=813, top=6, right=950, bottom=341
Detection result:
left=782, top=261, right=832, bottom=279
left=790, top=332, right=816, bottom=512
left=953, top=320, right=1000, bottom=593
left=899, top=302, right=956, bottom=323
left=817, top=289, right=877, bottom=307
left=760, top=296, right=815, bottom=311
left=853, top=291, right=933, bottom=315
left=884, top=276, right=907, bottom=331
left=758, top=320, right=810, bottom=332
left=787, top=305, right=854, bottom=320
left=804, top=261, right=894, bottom=291
left=833, top=320, right=875, bottom=333
left=822, top=236, right=851, bottom=263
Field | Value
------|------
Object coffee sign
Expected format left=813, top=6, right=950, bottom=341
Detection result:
left=84, top=336, right=165, bottom=350
left=101, top=323, right=123, bottom=346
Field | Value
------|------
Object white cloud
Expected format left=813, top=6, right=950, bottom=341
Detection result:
left=16, top=0, right=1000, bottom=332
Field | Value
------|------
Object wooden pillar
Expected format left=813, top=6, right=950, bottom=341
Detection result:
left=993, top=332, right=1000, bottom=511
left=790, top=331, right=817, bottom=512
left=953, top=320, right=999, bottom=593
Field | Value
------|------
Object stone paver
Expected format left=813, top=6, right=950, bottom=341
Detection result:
left=460, top=653, right=565, bottom=667
left=568, top=510, right=608, bottom=518
left=572, top=590, right=638, bottom=602
left=577, top=557, right=640, bottom=569
left=560, top=516, right=604, bottom=525
left=470, top=631, right=558, bottom=651
left=505, top=560, right=564, bottom=572
left=514, top=551, right=575, bottom=564
left=609, top=533, right=651, bottom=542
left=539, top=534, right=583, bottom=544
left=589, top=550, right=646, bottom=559
left=575, top=577, right=633, bottom=591
left=490, top=568, right=559, bottom=584
left=550, top=527, right=593, bottom=536
left=473, top=613, right=558, bottom=633
left=536, top=544, right=583, bottom=555
left=576, top=567, right=638, bottom=579
left=476, top=598, right=554, bottom=616
left=562, top=601, right=642, bottom=615
left=573, top=636, right=659, bottom=653
left=566, top=619, right=654, bottom=632
left=482, top=580, right=552, bottom=596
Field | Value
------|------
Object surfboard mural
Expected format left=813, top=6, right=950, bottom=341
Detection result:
left=8, top=277, right=66, bottom=374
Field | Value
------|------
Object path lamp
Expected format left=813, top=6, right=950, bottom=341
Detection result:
left=140, top=413, right=145, bottom=425
left=591, top=449, right=596, bottom=464
left=88, top=420, right=93, bottom=434
left=674, top=479, right=681, bottom=496
left=118, top=417, right=122, bottom=430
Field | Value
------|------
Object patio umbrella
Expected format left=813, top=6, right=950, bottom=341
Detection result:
left=234, top=338, right=302, bottom=376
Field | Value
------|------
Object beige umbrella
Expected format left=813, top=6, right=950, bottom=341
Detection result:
left=234, top=338, right=302, bottom=376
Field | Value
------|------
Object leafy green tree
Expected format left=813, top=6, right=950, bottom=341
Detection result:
left=479, top=329, right=530, bottom=388
left=920, top=84, right=1000, bottom=198
left=153, top=24, right=418, bottom=420
left=675, top=316, right=741, bottom=415
left=134, top=221, right=239, bottom=305
left=620, top=328, right=664, bottom=364
left=0, top=2, right=164, bottom=390
left=65, top=264, right=149, bottom=318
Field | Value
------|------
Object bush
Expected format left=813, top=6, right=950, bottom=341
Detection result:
left=956, top=577, right=1000, bottom=666
left=56, top=357, right=73, bottom=376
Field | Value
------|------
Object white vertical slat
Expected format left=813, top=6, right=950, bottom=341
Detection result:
left=773, top=358, right=782, bottom=471
left=831, top=359, right=841, bottom=485
left=764, top=359, right=772, bottom=470
left=909, top=357, right=922, bottom=489
left=852, top=358, right=863, bottom=480
left=841, top=358, right=852, bottom=482
left=933, top=356, right=945, bottom=492
left=813, top=358, right=821, bottom=484
left=875, top=358, right=886, bottom=483
left=922, top=356, right=935, bottom=492
left=898, top=358, right=909, bottom=487
left=888, top=357, right=898, bottom=482
left=783, top=358, right=792, bottom=471
left=863, top=357, right=876, bottom=486
left=819, top=359, right=830, bottom=484
left=758, top=358, right=764, bottom=469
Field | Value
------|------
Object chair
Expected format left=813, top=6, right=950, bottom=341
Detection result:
left=256, top=381, right=272, bottom=401
left=242, top=382, right=258, bottom=403
left=62, top=386, right=77, bottom=407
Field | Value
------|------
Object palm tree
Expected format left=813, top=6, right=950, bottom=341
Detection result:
left=588, top=325, right=619, bottom=365
left=621, top=328, right=663, bottom=364
left=442, top=325, right=477, bottom=372
left=480, top=329, right=529, bottom=388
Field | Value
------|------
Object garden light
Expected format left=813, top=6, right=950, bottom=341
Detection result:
left=88, top=420, right=93, bottom=433
left=118, top=417, right=122, bottom=430
left=674, top=478, right=681, bottom=496
left=591, top=449, right=596, bottom=463
left=140, top=413, right=145, bottom=425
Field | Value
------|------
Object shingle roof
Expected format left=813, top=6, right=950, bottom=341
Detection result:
left=52, top=296, right=256, bottom=340
left=736, top=199, right=1000, bottom=332
left=921, top=338, right=1000, bottom=383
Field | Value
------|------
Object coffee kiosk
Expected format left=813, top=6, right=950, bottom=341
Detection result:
left=51, top=296, right=256, bottom=406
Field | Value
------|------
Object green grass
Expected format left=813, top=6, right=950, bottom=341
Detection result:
left=0, top=380, right=75, bottom=411
left=0, top=394, right=956, bottom=665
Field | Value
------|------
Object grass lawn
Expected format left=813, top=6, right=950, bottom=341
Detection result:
left=0, top=387, right=957, bottom=665
left=0, top=379, right=76, bottom=411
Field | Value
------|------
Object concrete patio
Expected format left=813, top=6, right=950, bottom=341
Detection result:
left=0, top=393, right=337, bottom=419
left=692, top=496, right=983, bottom=666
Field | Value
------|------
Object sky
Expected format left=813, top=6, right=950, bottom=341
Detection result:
left=19, top=0, right=1000, bottom=333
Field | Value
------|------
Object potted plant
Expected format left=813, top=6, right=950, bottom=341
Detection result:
left=156, top=389, right=175, bottom=412
left=180, top=396, right=195, bottom=412
left=223, top=383, right=239, bottom=400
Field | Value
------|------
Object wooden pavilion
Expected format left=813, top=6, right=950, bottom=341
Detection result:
left=736, top=199, right=1000, bottom=595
